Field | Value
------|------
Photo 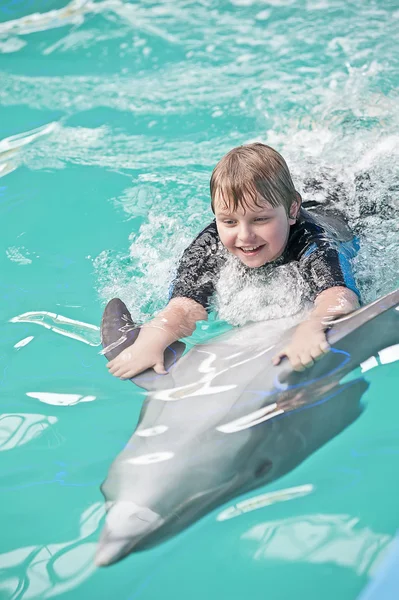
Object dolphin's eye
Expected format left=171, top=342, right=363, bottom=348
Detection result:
left=255, top=459, right=273, bottom=478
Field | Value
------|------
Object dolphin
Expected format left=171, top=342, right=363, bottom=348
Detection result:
left=96, top=289, right=399, bottom=566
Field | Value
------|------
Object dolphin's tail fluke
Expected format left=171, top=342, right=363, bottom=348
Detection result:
left=95, top=501, right=165, bottom=567
left=100, top=298, right=186, bottom=390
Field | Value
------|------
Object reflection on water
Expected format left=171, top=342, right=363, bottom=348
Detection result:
left=217, top=485, right=314, bottom=521
left=0, top=0, right=183, bottom=46
left=0, top=413, right=58, bottom=451
left=26, top=392, right=96, bottom=406
left=10, top=311, right=100, bottom=346
left=14, top=336, right=34, bottom=349
left=360, top=343, right=399, bottom=372
left=0, top=0, right=92, bottom=37
left=0, top=122, right=57, bottom=178
left=378, top=344, right=399, bottom=365
left=6, top=247, right=33, bottom=265
left=0, top=502, right=103, bottom=599
left=242, top=513, right=393, bottom=577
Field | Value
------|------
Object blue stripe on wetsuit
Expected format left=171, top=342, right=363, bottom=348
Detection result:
left=168, top=281, right=174, bottom=301
left=338, top=250, right=360, bottom=298
left=304, top=237, right=361, bottom=299
left=337, top=236, right=360, bottom=298
left=302, top=242, right=318, bottom=259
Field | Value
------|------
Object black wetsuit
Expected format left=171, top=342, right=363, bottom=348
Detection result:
left=169, top=209, right=360, bottom=311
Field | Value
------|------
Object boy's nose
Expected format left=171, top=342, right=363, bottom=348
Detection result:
left=237, top=224, right=256, bottom=244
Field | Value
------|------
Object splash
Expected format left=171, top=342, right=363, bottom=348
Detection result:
left=94, top=211, right=195, bottom=323
left=214, top=251, right=312, bottom=327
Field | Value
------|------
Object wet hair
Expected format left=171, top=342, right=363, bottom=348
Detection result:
left=210, top=143, right=298, bottom=215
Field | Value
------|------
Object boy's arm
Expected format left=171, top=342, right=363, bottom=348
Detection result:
left=272, top=286, right=360, bottom=371
left=107, top=297, right=207, bottom=380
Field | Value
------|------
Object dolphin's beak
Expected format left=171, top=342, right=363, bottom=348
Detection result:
left=95, top=501, right=164, bottom=567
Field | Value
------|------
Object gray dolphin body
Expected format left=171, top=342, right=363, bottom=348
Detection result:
left=96, top=289, right=399, bottom=566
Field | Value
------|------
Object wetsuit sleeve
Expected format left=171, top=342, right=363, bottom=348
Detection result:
left=168, top=223, right=220, bottom=310
left=299, top=240, right=360, bottom=300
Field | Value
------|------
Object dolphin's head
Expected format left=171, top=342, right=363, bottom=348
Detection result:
left=95, top=426, right=275, bottom=567
left=95, top=477, right=250, bottom=567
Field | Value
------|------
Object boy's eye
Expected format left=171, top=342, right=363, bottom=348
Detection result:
left=254, top=217, right=270, bottom=222
left=223, top=220, right=236, bottom=225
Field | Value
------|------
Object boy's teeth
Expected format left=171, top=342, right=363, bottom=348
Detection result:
left=242, top=246, right=259, bottom=252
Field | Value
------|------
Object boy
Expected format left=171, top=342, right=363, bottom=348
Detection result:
left=107, top=143, right=360, bottom=380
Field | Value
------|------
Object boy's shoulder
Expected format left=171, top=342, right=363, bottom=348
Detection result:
left=192, top=220, right=219, bottom=245
left=187, top=220, right=222, bottom=258
left=285, top=211, right=327, bottom=257
left=285, top=208, right=353, bottom=263
left=177, top=220, right=221, bottom=270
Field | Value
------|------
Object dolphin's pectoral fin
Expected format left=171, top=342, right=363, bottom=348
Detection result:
left=100, top=298, right=186, bottom=391
left=101, top=298, right=140, bottom=360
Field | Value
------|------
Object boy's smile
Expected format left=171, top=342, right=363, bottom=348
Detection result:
left=214, top=197, right=299, bottom=268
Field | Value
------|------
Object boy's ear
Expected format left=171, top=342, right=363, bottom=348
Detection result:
left=288, top=192, right=302, bottom=224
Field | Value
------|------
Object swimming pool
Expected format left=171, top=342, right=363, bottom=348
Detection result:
left=1, top=0, right=398, bottom=598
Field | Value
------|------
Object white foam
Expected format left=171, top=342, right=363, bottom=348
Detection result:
left=214, top=252, right=312, bottom=327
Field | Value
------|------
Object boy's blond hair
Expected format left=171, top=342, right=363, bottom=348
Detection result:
left=210, top=143, right=297, bottom=214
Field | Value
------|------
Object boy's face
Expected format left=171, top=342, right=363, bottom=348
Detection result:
left=214, top=195, right=299, bottom=268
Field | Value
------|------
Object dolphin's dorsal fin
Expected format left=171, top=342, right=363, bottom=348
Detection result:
left=101, top=298, right=185, bottom=391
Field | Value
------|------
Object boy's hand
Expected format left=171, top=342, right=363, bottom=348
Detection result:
left=272, top=320, right=330, bottom=372
left=105, top=297, right=207, bottom=381
left=107, top=340, right=167, bottom=380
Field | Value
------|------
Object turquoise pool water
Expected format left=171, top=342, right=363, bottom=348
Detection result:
left=1, top=0, right=398, bottom=598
